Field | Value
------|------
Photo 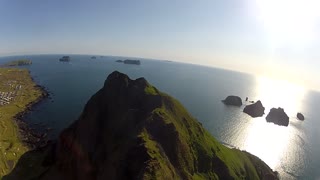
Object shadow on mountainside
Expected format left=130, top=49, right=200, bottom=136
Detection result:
left=3, top=146, right=52, bottom=180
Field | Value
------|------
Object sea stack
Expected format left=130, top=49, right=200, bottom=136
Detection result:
left=222, top=95, right=242, bottom=106
left=266, top=108, right=289, bottom=126
left=297, top=113, right=305, bottom=121
left=243, top=100, right=265, bottom=117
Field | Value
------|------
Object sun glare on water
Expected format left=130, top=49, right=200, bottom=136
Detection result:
left=255, top=76, right=306, bottom=115
left=243, top=76, right=306, bottom=170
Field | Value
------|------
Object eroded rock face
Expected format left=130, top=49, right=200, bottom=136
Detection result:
left=10, top=71, right=278, bottom=180
left=243, top=100, right=265, bottom=117
left=266, top=108, right=289, bottom=126
left=222, top=96, right=242, bottom=106
left=297, top=113, right=305, bottom=121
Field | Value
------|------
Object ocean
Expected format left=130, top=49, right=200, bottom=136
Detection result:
left=0, top=55, right=319, bottom=179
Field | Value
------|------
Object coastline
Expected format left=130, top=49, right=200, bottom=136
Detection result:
left=14, top=83, right=50, bottom=149
left=0, top=68, right=49, bottom=177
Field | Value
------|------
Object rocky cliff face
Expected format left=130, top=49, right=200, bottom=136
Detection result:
left=7, top=71, right=278, bottom=180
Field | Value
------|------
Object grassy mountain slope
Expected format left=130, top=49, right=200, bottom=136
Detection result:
left=4, top=71, right=278, bottom=180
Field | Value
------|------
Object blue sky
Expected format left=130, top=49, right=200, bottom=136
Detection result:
left=0, top=0, right=319, bottom=89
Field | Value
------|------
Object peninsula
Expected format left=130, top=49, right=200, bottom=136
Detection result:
left=0, top=67, right=47, bottom=178
left=5, top=71, right=278, bottom=179
left=3, top=60, right=32, bottom=67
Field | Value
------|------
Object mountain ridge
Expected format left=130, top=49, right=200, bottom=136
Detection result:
left=5, top=71, right=278, bottom=180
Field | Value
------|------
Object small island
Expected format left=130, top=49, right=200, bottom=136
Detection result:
left=243, top=100, right=265, bottom=117
left=297, top=112, right=305, bottom=120
left=266, top=107, right=289, bottom=126
left=116, top=59, right=141, bottom=65
left=4, top=60, right=32, bottom=67
left=59, top=56, right=70, bottom=62
left=222, top=95, right=242, bottom=106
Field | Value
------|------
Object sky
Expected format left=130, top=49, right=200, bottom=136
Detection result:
left=0, top=0, right=319, bottom=90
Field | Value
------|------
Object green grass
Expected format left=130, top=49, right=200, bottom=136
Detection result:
left=139, top=88, right=275, bottom=179
left=144, top=85, right=158, bottom=95
left=138, top=129, right=179, bottom=180
left=0, top=68, right=43, bottom=178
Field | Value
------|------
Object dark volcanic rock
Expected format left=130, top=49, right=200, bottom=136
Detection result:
left=243, top=100, right=265, bottom=117
left=266, top=108, right=289, bottom=126
left=222, top=95, right=242, bottom=106
left=297, top=113, right=305, bottom=120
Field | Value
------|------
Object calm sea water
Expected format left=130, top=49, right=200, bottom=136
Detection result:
left=1, top=55, right=319, bottom=179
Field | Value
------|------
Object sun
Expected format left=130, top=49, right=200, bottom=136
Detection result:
left=254, top=0, right=320, bottom=48
left=255, top=76, right=306, bottom=115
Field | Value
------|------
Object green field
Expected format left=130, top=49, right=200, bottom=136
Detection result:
left=0, top=68, right=43, bottom=178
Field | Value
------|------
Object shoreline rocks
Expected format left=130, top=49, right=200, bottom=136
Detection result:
left=14, top=83, right=51, bottom=150
left=243, top=100, right=265, bottom=117
left=266, top=108, right=289, bottom=126
left=222, top=95, right=242, bottom=106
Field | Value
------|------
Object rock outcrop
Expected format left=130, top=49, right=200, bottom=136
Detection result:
left=59, top=56, right=70, bottom=62
left=297, top=113, right=305, bottom=121
left=222, top=95, right=242, bottom=106
left=266, top=108, right=289, bottom=126
left=243, top=100, right=265, bottom=117
left=4, top=71, right=278, bottom=180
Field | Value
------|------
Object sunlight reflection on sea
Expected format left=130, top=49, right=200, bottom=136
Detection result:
left=228, top=76, right=309, bottom=179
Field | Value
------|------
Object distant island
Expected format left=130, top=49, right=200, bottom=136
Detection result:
left=59, top=56, right=70, bottom=62
left=4, top=60, right=32, bottom=66
left=91, top=56, right=96, bottom=59
left=116, top=59, right=141, bottom=65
